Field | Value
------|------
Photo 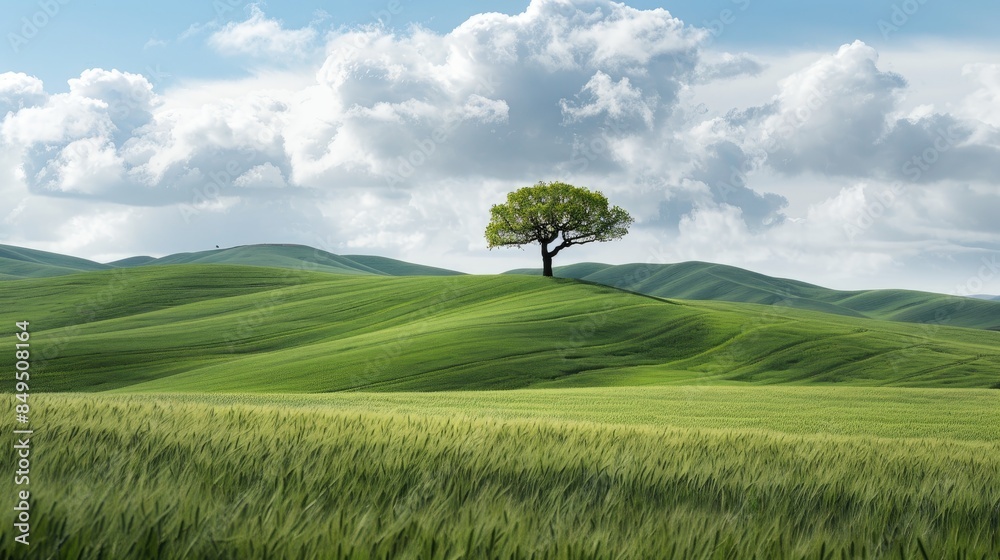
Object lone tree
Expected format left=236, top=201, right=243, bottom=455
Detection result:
left=485, top=181, right=633, bottom=277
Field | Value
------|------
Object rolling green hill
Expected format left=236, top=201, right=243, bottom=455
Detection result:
left=5, top=265, right=999, bottom=393
left=340, top=254, right=463, bottom=276
left=0, top=244, right=112, bottom=279
left=106, top=255, right=157, bottom=267
left=0, top=243, right=463, bottom=279
left=118, top=244, right=465, bottom=276
left=506, top=261, right=1000, bottom=331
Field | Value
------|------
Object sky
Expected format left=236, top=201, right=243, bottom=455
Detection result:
left=1, top=0, right=999, bottom=295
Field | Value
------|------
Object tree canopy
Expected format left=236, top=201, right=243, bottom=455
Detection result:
left=485, top=181, right=633, bottom=276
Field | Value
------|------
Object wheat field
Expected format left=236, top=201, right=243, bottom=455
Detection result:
left=3, top=390, right=997, bottom=559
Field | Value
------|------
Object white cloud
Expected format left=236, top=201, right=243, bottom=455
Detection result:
left=0, top=72, right=47, bottom=115
left=39, top=137, right=125, bottom=194
left=234, top=162, right=288, bottom=189
left=1, top=1, right=999, bottom=294
left=2, top=94, right=112, bottom=146
left=960, top=63, right=1000, bottom=128
left=694, top=51, right=765, bottom=83
left=749, top=41, right=907, bottom=174
left=560, top=72, right=655, bottom=127
left=719, top=41, right=1000, bottom=185
left=209, top=6, right=317, bottom=58
left=143, top=38, right=168, bottom=50
left=68, top=69, right=158, bottom=137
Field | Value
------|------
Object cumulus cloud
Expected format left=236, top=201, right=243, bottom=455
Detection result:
left=560, top=72, right=656, bottom=127
left=1, top=0, right=708, bottom=206
left=719, top=41, right=1000, bottom=185
left=1, top=69, right=159, bottom=199
left=37, top=137, right=125, bottom=195
left=2, top=93, right=110, bottom=147
left=1, top=1, right=999, bottom=294
left=209, top=6, right=317, bottom=58
left=302, top=0, right=704, bottom=187
left=746, top=41, right=907, bottom=175
left=694, top=52, right=765, bottom=83
left=0, top=72, right=47, bottom=115
left=960, top=63, right=1000, bottom=129
left=0, top=0, right=719, bottom=246
left=68, top=69, right=158, bottom=141
left=234, top=162, right=288, bottom=189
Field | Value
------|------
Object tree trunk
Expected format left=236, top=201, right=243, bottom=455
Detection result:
left=541, top=244, right=554, bottom=277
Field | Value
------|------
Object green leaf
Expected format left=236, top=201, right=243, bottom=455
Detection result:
left=484, top=182, right=633, bottom=255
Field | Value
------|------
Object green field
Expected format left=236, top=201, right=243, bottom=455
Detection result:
left=7, top=242, right=999, bottom=333
left=3, top=261, right=999, bottom=557
left=507, top=261, right=1000, bottom=331
left=5, top=265, right=1000, bottom=393
left=0, top=243, right=462, bottom=280
left=0, top=245, right=113, bottom=280
left=2, top=388, right=998, bottom=559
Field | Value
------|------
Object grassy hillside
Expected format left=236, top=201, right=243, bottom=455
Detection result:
left=342, top=254, right=464, bottom=276
left=507, top=261, right=1000, bottom=331
left=0, top=243, right=464, bottom=280
left=5, top=265, right=999, bottom=392
left=0, top=244, right=111, bottom=279
left=106, top=255, right=157, bottom=267
left=131, top=244, right=464, bottom=276
left=3, top=390, right=997, bottom=558
left=88, top=386, right=1000, bottom=441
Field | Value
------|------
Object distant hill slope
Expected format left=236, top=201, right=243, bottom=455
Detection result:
left=341, top=254, right=462, bottom=276
left=4, top=265, right=998, bottom=393
left=137, top=245, right=379, bottom=274
left=0, top=243, right=464, bottom=279
left=0, top=244, right=111, bottom=279
left=107, top=256, right=157, bottom=267
left=506, top=261, right=1000, bottom=331
left=132, top=244, right=465, bottom=276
